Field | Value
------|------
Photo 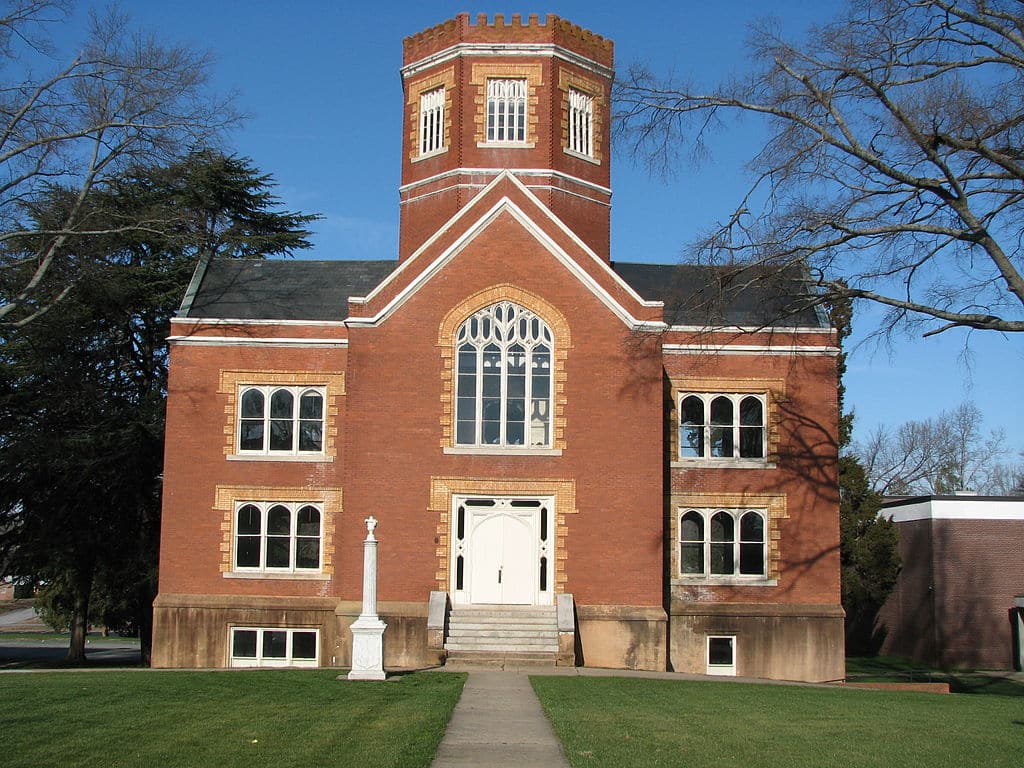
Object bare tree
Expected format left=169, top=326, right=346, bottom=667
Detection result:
left=0, top=1, right=236, bottom=328
left=616, top=0, right=1024, bottom=337
left=856, top=401, right=1019, bottom=494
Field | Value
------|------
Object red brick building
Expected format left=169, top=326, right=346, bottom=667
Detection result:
left=152, top=14, right=844, bottom=681
left=879, top=495, right=1024, bottom=669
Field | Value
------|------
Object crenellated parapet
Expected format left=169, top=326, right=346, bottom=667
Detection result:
left=403, top=13, right=613, bottom=68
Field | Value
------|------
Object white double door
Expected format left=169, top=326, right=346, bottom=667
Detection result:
left=454, top=497, right=548, bottom=605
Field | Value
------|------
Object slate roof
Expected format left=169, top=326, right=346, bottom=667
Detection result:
left=179, top=258, right=828, bottom=328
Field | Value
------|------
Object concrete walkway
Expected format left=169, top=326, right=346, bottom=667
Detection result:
left=431, top=671, right=569, bottom=768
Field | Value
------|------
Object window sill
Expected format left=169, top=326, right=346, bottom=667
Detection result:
left=477, top=141, right=536, bottom=149
left=672, top=576, right=777, bottom=587
left=224, top=571, right=329, bottom=580
left=444, top=446, right=563, bottom=457
left=227, top=453, right=333, bottom=463
left=412, top=147, right=447, bottom=163
left=671, top=459, right=775, bottom=470
left=563, top=147, right=600, bottom=165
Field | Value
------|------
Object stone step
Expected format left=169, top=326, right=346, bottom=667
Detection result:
left=446, top=640, right=559, bottom=652
left=449, top=611, right=556, bottom=621
left=448, top=626, right=558, bottom=638
left=448, top=619, right=557, bottom=629
left=445, top=650, right=557, bottom=667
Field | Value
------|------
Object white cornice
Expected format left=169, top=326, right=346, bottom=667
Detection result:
left=401, top=42, right=614, bottom=80
left=401, top=180, right=610, bottom=208
left=399, top=167, right=612, bottom=197
left=666, top=324, right=834, bottom=334
left=662, top=344, right=840, bottom=356
left=168, top=336, right=349, bottom=348
left=172, top=317, right=349, bottom=328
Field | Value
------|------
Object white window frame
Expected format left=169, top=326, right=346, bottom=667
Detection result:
left=706, top=635, right=737, bottom=676
left=229, top=627, right=319, bottom=668
left=485, top=78, right=528, bottom=145
left=419, top=86, right=445, bottom=156
left=677, top=392, right=767, bottom=464
left=453, top=302, right=554, bottom=450
left=237, top=385, right=326, bottom=457
left=567, top=88, right=593, bottom=157
left=233, top=501, right=323, bottom=575
left=678, top=507, right=769, bottom=582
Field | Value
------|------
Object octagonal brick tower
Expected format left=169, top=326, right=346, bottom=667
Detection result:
left=399, top=13, right=614, bottom=261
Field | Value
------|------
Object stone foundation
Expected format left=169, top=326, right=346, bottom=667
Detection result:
left=575, top=604, right=667, bottom=670
left=670, top=602, right=845, bottom=682
left=152, top=594, right=444, bottom=669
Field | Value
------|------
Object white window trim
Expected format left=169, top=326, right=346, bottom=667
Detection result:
left=706, top=635, right=737, bottom=676
left=236, top=385, right=327, bottom=458
left=419, top=86, right=445, bottom=158
left=677, top=392, right=767, bottom=463
left=229, top=627, right=319, bottom=668
left=677, top=508, right=769, bottom=582
left=232, top=501, right=324, bottom=576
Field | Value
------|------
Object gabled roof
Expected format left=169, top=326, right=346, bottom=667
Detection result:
left=610, top=263, right=827, bottom=328
left=179, top=258, right=397, bottom=321
left=179, top=258, right=827, bottom=328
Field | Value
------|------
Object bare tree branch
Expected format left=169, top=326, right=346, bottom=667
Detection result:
left=0, top=1, right=238, bottom=329
left=616, top=0, right=1024, bottom=337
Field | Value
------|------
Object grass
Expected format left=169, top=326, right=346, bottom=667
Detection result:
left=846, top=655, right=1024, bottom=697
left=531, top=676, right=1024, bottom=768
left=0, top=632, right=140, bottom=643
left=0, top=670, right=465, bottom=768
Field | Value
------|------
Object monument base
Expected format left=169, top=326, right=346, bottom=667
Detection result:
left=348, top=616, right=387, bottom=681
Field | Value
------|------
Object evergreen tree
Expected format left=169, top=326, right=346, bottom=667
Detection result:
left=0, top=151, right=317, bottom=663
left=828, top=294, right=900, bottom=655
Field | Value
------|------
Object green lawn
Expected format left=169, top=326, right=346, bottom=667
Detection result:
left=0, top=670, right=465, bottom=768
left=531, top=676, right=1024, bottom=768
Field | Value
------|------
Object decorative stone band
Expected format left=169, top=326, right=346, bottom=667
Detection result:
left=437, top=284, right=572, bottom=450
left=666, top=376, right=786, bottom=465
left=217, top=369, right=345, bottom=460
left=213, top=485, right=342, bottom=577
left=668, top=491, right=788, bottom=582
left=429, top=476, right=577, bottom=593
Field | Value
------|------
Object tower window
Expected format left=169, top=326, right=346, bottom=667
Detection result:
left=420, top=87, right=445, bottom=155
left=486, top=79, right=527, bottom=144
left=567, top=88, right=593, bottom=156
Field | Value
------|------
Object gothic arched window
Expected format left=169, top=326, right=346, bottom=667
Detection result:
left=455, top=302, right=553, bottom=448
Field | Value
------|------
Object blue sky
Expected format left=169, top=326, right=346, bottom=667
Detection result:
left=66, top=1, right=1023, bottom=452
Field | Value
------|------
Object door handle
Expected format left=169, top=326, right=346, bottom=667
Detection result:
left=498, top=566, right=502, bottom=584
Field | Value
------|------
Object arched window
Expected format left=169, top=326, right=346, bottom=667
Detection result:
left=233, top=501, right=323, bottom=573
left=677, top=393, right=766, bottom=461
left=678, top=508, right=768, bottom=579
left=238, top=386, right=324, bottom=454
left=455, top=302, right=553, bottom=448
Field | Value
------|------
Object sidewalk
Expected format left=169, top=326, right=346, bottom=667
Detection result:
left=430, top=670, right=569, bottom=768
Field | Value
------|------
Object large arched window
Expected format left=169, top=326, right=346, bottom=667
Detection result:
left=455, top=302, right=553, bottom=447
left=678, top=508, right=767, bottom=579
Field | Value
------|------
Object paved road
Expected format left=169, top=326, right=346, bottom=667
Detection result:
left=0, top=606, right=39, bottom=627
left=0, top=637, right=142, bottom=667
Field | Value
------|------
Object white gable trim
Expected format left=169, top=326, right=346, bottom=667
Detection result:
left=171, top=317, right=349, bottom=328
left=399, top=167, right=611, bottom=197
left=346, top=195, right=665, bottom=331
left=352, top=171, right=661, bottom=319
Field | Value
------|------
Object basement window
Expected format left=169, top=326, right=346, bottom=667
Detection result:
left=230, top=627, right=318, bottom=667
left=706, top=635, right=736, bottom=676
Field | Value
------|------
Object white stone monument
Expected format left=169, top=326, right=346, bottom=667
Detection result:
left=347, top=516, right=387, bottom=680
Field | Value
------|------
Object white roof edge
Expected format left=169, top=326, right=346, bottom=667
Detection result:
left=881, top=497, right=1024, bottom=522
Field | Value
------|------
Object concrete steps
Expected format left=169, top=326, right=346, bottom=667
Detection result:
left=444, top=605, right=558, bottom=663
